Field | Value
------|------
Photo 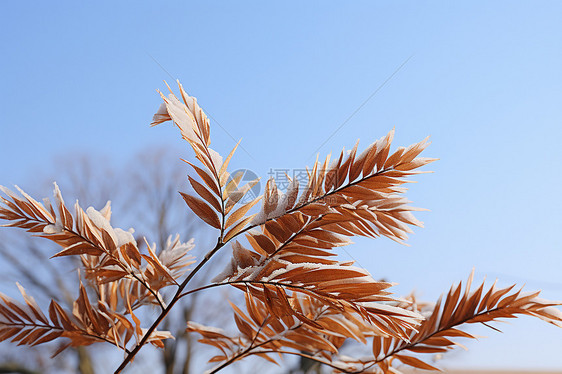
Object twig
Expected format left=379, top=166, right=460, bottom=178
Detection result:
left=114, top=238, right=225, bottom=373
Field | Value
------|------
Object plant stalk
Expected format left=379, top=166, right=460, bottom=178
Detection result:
left=114, top=238, right=224, bottom=373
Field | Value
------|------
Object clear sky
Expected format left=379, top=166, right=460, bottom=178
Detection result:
left=1, top=1, right=562, bottom=371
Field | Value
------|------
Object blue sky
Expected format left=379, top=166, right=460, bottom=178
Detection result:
left=1, top=1, right=562, bottom=371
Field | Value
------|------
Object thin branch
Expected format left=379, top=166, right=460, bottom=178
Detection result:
left=207, top=307, right=335, bottom=374
left=114, top=239, right=225, bottom=373
left=256, top=350, right=355, bottom=373
left=0, top=321, right=131, bottom=354
left=206, top=322, right=302, bottom=374
left=178, top=279, right=354, bottom=303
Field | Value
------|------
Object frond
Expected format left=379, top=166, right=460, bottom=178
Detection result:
left=246, top=130, right=436, bottom=244
left=0, top=184, right=195, bottom=308
left=334, top=270, right=562, bottom=373
left=152, top=82, right=259, bottom=233
left=187, top=292, right=384, bottom=373
left=214, top=238, right=421, bottom=338
left=3, top=80, right=560, bottom=374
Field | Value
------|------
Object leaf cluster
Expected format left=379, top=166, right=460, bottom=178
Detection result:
left=0, top=81, right=560, bottom=374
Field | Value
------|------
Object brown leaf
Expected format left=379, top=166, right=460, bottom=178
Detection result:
left=184, top=160, right=220, bottom=195
left=394, top=354, right=440, bottom=371
left=188, top=176, right=222, bottom=212
left=223, top=216, right=255, bottom=242
left=180, top=192, right=221, bottom=229
left=219, top=140, right=241, bottom=178
left=225, top=196, right=261, bottom=228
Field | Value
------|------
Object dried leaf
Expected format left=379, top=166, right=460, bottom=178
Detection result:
left=180, top=193, right=221, bottom=229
